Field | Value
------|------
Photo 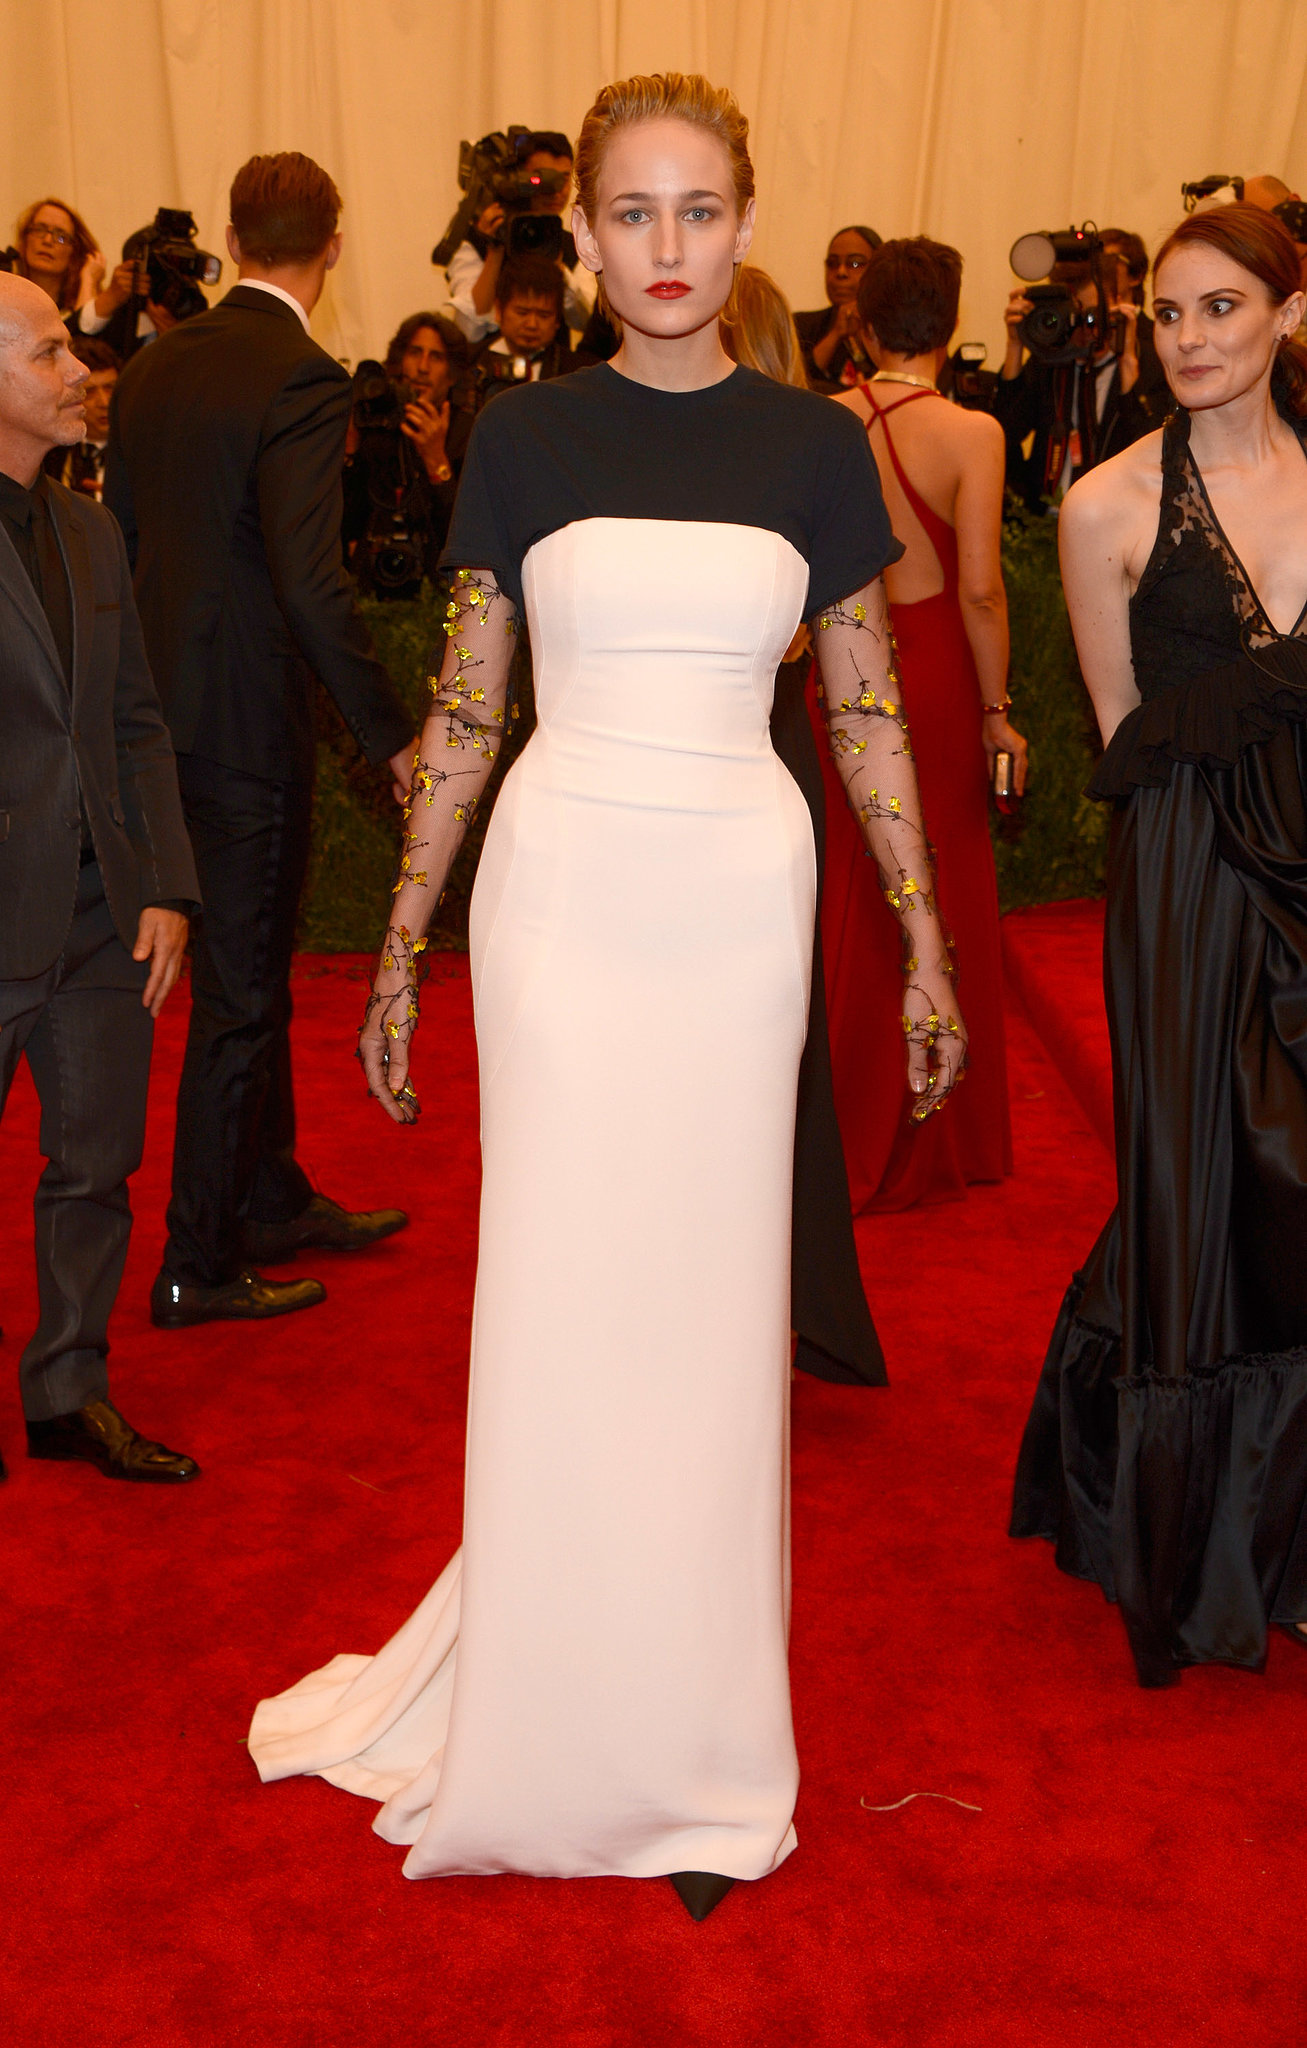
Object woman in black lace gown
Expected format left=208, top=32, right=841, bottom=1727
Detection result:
left=1011, top=204, right=1307, bottom=1687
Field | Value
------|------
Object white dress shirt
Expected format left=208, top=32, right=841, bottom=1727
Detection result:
left=443, top=238, right=595, bottom=344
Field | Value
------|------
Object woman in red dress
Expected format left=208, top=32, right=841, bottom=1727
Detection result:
left=809, top=237, right=1026, bottom=1209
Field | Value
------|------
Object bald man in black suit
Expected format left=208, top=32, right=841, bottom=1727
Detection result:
left=0, top=274, right=199, bottom=1484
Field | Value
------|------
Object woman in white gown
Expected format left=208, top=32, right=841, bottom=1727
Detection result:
left=248, top=72, right=965, bottom=1920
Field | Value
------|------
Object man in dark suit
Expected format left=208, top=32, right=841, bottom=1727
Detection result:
left=106, top=153, right=418, bottom=1329
left=0, top=274, right=199, bottom=1483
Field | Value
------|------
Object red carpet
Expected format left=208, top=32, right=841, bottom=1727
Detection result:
left=3, top=937, right=1305, bottom=2047
left=1002, top=898, right=1112, bottom=1151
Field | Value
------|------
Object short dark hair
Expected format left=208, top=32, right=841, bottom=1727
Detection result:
left=519, top=131, right=573, bottom=162
left=495, top=255, right=565, bottom=318
left=70, top=337, right=121, bottom=376
left=229, top=152, right=342, bottom=265
left=1100, top=228, right=1148, bottom=283
left=384, top=311, right=467, bottom=378
left=857, top=236, right=962, bottom=355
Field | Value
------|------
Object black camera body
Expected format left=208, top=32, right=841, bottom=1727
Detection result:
left=124, top=208, right=221, bottom=320
left=352, top=359, right=418, bottom=434
left=1018, top=283, right=1119, bottom=365
left=944, top=341, right=998, bottom=413
left=1010, top=225, right=1118, bottom=367
left=1181, top=174, right=1244, bottom=211
left=432, top=129, right=568, bottom=269
left=348, top=359, right=429, bottom=597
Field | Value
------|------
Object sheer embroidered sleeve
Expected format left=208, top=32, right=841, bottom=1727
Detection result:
left=358, top=568, right=518, bottom=1122
left=813, top=577, right=967, bottom=1117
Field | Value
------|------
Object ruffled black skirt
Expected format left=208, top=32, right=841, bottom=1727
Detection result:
left=1012, top=656, right=1307, bottom=1686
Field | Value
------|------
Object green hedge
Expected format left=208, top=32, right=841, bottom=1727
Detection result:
left=298, top=528, right=1107, bottom=952
left=990, top=508, right=1109, bottom=911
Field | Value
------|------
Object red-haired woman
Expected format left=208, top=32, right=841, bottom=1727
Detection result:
left=12, top=197, right=102, bottom=313
left=1012, top=205, right=1307, bottom=1686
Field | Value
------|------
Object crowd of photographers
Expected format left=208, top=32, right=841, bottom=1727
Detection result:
left=7, top=146, right=1307, bottom=603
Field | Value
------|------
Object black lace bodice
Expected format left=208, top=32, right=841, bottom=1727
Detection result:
left=1091, top=410, right=1307, bottom=799
left=1130, top=409, right=1307, bottom=700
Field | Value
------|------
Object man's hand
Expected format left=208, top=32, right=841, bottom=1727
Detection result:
left=475, top=201, right=506, bottom=240
left=1002, top=291, right=1032, bottom=379
left=388, top=744, right=417, bottom=805
left=80, top=249, right=107, bottom=301
left=146, top=299, right=179, bottom=336
left=401, top=395, right=452, bottom=482
left=132, top=908, right=189, bottom=1018
left=94, top=260, right=139, bottom=319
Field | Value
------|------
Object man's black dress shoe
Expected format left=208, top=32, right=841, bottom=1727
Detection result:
left=669, top=1872, right=736, bottom=1921
left=150, top=1268, right=326, bottom=1328
left=27, top=1398, right=199, bottom=1482
left=240, top=1194, right=408, bottom=1263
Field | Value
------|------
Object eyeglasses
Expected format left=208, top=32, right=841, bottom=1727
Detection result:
left=825, top=252, right=870, bottom=271
left=28, top=223, right=74, bottom=247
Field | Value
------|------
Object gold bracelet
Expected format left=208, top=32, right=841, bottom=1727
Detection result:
left=980, top=697, right=1012, bottom=714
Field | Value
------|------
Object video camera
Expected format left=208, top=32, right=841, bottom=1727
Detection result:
left=123, top=208, right=221, bottom=320
left=1009, top=225, right=1118, bottom=366
left=348, top=359, right=429, bottom=597
left=1181, top=175, right=1244, bottom=212
left=432, top=129, right=569, bottom=271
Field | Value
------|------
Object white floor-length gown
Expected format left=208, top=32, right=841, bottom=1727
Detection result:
left=249, top=365, right=903, bottom=1880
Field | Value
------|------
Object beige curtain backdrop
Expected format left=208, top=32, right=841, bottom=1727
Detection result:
left=4, top=0, right=1307, bottom=369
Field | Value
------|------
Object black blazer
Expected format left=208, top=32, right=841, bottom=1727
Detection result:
left=995, top=314, right=1171, bottom=510
left=0, top=480, right=199, bottom=979
left=105, top=285, right=415, bottom=784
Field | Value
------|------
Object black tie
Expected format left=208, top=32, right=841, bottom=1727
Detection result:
left=27, top=483, right=75, bottom=690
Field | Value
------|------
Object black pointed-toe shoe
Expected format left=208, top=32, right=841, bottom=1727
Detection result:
left=669, top=1872, right=736, bottom=1921
left=240, top=1194, right=408, bottom=1262
left=150, top=1267, right=326, bottom=1328
left=27, top=1399, right=199, bottom=1482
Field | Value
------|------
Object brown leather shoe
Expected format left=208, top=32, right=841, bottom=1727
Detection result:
left=27, top=1399, right=199, bottom=1483
left=240, top=1194, right=408, bottom=1262
left=150, top=1267, right=326, bottom=1327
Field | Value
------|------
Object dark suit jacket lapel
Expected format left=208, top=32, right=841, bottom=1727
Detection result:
left=0, top=517, right=66, bottom=706
left=48, top=489, right=92, bottom=704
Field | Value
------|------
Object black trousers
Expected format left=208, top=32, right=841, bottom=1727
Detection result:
left=164, top=756, right=315, bottom=1286
left=0, top=859, right=152, bottom=1420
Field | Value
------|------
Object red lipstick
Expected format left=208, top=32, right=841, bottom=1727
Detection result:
left=646, top=281, right=691, bottom=298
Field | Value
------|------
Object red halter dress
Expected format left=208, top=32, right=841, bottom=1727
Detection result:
left=807, top=385, right=1012, bottom=1209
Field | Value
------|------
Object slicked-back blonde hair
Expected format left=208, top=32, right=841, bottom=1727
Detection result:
left=720, top=266, right=807, bottom=388
left=575, top=72, right=755, bottom=225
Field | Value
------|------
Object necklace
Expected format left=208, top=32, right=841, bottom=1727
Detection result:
left=869, top=369, right=938, bottom=392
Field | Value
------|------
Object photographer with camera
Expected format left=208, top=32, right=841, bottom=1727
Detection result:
left=343, top=311, right=473, bottom=600
left=439, top=128, right=595, bottom=344
left=75, top=210, right=221, bottom=361
left=467, top=255, right=588, bottom=404
left=995, top=226, right=1169, bottom=511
